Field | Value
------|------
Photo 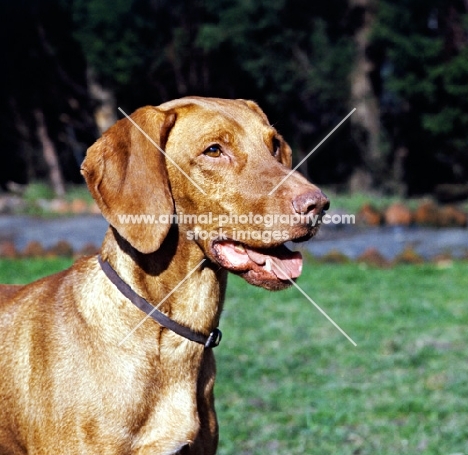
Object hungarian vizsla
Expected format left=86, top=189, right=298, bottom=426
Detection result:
left=0, top=97, right=329, bottom=454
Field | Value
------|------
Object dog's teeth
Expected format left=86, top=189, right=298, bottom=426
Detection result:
left=265, top=258, right=272, bottom=272
left=234, top=244, right=246, bottom=253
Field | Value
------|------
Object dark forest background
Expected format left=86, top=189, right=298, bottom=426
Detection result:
left=1, top=0, right=468, bottom=197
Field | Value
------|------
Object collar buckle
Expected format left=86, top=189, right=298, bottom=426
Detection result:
left=204, top=328, right=222, bottom=349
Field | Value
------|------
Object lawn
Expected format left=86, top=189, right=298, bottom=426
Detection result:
left=1, top=258, right=467, bottom=454
left=217, top=261, right=468, bottom=455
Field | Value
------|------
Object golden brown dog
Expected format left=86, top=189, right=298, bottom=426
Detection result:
left=0, top=97, right=329, bottom=454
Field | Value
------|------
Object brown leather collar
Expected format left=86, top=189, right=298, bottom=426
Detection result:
left=98, top=256, right=222, bottom=349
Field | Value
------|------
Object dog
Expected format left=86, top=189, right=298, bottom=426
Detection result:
left=0, top=97, right=329, bottom=454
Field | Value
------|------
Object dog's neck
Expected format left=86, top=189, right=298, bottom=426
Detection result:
left=99, top=226, right=227, bottom=339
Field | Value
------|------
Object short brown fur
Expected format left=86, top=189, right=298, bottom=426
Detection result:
left=0, top=97, right=328, bottom=454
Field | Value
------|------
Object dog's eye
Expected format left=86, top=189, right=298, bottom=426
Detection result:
left=272, top=137, right=281, bottom=157
left=203, top=144, right=222, bottom=158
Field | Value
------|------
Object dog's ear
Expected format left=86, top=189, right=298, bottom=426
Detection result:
left=277, top=136, right=293, bottom=168
left=81, top=107, right=176, bottom=254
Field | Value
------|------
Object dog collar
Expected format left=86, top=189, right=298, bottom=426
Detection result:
left=98, top=256, right=222, bottom=349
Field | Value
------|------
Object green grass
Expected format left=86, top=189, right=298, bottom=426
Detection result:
left=321, top=188, right=400, bottom=213
left=217, top=261, right=468, bottom=454
left=320, top=188, right=459, bottom=213
left=1, top=258, right=467, bottom=454
left=18, top=182, right=94, bottom=216
left=23, top=182, right=93, bottom=203
left=0, top=257, right=73, bottom=283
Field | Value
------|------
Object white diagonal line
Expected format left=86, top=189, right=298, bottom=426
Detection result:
left=289, top=279, right=357, bottom=346
left=118, top=259, right=206, bottom=346
left=270, top=261, right=357, bottom=346
left=268, top=108, right=356, bottom=195
left=118, top=107, right=206, bottom=195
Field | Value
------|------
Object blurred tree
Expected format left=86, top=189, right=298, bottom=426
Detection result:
left=370, top=0, right=468, bottom=194
left=4, top=0, right=467, bottom=195
left=348, top=0, right=381, bottom=192
left=68, top=0, right=361, bottom=185
left=0, top=0, right=97, bottom=194
left=197, top=0, right=360, bottom=184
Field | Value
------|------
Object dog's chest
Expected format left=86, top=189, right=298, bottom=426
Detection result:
left=131, top=386, right=200, bottom=453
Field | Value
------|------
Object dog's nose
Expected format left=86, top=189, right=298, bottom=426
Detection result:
left=292, top=190, right=330, bottom=216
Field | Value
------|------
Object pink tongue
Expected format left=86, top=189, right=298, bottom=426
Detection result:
left=215, top=242, right=303, bottom=280
left=246, top=249, right=303, bottom=280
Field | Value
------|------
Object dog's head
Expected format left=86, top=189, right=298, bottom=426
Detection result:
left=81, top=97, right=329, bottom=290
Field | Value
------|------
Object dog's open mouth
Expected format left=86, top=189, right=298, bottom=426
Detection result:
left=212, top=240, right=303, bottom=289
